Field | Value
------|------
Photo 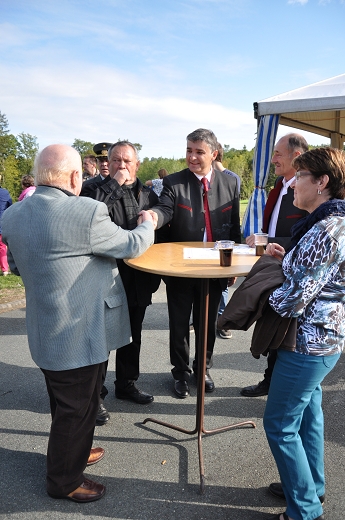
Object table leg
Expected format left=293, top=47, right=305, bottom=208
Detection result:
left=143, top=278, right=256, bottom=493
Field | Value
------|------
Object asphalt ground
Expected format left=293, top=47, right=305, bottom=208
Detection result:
left=0, top=280, right=344, bottom=520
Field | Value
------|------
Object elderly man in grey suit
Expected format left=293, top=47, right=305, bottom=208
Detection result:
left=1, top=144, right=155, bottom=503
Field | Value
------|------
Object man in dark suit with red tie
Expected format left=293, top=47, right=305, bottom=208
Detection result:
left=241, top=133, right=309, bottom=397
left=150, top=128, right=241, bottom=398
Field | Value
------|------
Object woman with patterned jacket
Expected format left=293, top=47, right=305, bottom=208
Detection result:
left=264, top=147, right=345, bottom=520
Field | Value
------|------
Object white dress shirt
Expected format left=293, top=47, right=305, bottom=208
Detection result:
left=268, top=176, right=294, bottom=237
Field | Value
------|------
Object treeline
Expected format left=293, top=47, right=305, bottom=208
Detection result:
left=69, top=138, right=276, bottom=200
left=0, top=110, right=283, bottom=201
left=0, top=112, right=39, bottom=200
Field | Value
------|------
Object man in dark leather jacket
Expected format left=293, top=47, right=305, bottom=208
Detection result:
left=81, top=141, right=162, bottom=408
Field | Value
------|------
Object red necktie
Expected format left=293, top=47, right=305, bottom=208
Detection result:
left=262, top=177, right=284, bottom=233
left=201, top=177, right=213, bottom=242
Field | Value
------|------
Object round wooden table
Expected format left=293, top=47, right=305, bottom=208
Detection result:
left=126, top=242, right=259, bottom=493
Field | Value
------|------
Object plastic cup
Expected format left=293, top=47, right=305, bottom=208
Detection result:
left=254, top=233, right=268, bottom=256
left=217, top=240, right=235, bottom=266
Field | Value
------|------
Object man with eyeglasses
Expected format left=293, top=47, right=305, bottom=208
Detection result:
left=241, top=133, right=309, bottom=399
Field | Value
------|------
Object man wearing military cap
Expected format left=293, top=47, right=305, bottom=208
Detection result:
left=93, top=142, right=112, bottom=179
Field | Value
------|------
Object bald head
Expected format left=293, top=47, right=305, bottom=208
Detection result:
left=34, top=144, right=83, bottom=195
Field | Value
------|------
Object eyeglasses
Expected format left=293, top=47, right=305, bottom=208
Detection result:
left=294, top=170, right=313, bottom=181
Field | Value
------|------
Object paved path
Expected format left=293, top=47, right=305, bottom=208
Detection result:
left=0, top=281, right=344, bottom=519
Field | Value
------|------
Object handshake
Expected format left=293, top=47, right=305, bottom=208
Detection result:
left=137, top=210, right=158, bottom=229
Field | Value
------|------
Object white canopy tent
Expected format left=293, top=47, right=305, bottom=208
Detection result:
left=254, top=73, right=345, bottom=149
left=242, top=74, right=345, bottom=236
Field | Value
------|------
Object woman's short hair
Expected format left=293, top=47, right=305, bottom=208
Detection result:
left=21, top=175, right=35, bottom=188
left=158, top=168, right=168, bottom=179
left=215, top=142, right=224, bottom=162
left=293, top=147, right=345, bottom=199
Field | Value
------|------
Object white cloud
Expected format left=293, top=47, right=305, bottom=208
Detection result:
left=287, top=0, right=308, bottom=4
left=0, top=61, right=256, bottom=158
left=0, top=23, right=36, bottom=47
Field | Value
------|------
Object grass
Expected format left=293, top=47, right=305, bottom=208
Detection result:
left=0, top=273, right=23, bottom=289
left=240, top=199, right=248, bottom=223
left=0, top=273, right=25, bottom=305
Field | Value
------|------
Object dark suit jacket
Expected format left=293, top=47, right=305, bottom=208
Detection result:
left=153, top=167, right=241, bottom=243
left=264, top=178, right=308, bottom=249
left=81, top=175, right=161, bottom=307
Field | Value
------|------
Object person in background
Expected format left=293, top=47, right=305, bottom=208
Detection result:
left=0, top=178, right=12, bottom=275
left=1, top=144, right=155, bottom=502
left=214, top=142, right=241, bottom=340
left=264, top=147, right=345, bottom=520
left=241, top=133, right=308, bottom=398
left=82, top=154, right=98, bottom=181
left=145, top=168, right=168, bottom=196
left=149, top=128, right=240, bottom=398
left=213, top=142, right=241, bottom=190
left=94, top=142, right=112, bottom=179
left=18, top=175, right=36, bottom=201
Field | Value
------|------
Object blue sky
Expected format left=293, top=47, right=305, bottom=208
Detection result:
left=1, top=0, right=344, bottom=158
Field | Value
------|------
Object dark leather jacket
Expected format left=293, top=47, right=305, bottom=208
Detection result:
left=217, top=255, right=297, bottom=357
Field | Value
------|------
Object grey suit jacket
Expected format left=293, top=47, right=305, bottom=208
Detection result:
left=2, top=186, right=154, bottom=371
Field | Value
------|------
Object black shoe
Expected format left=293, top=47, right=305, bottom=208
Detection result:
left=115, top=384, right=154, bottom=404
left=95, top=403, right=110, bottom=426
left=268, top=482, right=325, bottom=505
left=193, top=372, right=215, bottom=393
left=240, top=379, right=269, bottom=397
left=174, top=380, right=190, bottom=398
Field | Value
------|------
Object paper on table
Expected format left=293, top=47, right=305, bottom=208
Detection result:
left=233, top=244, right=256, bottom=255
left=183, top=244, right=255, bottom=259
left=183, top=248, right=218, bottom=260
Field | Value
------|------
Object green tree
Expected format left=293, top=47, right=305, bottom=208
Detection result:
left=16, top=132, right=39, bottom=177
left=72, top=139, right=95, bottom=156
left=0, top=111, right=9, bottom=136
left=0, top=133, right=17, bottom=159
left=2, top=155, right=20, bottom=197
left=0, top=112, right=19, bottom=193
left=137, top=157, right=186, bottom=183
left=0, top=111, right=41, bottom=199
left=0, top=111, right=17, bottom=162
left=223, top=147, right=255, bottom=199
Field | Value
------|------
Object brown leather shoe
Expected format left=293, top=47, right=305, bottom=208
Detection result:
left=87, top=447, right=105, bottom=466
left=48, top=478, right=106, bottom=503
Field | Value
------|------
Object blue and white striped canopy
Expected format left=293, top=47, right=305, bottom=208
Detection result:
left=242, top=114, right=279, bottom=237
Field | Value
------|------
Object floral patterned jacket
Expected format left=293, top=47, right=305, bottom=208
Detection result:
left=269, top=215, right=345, bottom=356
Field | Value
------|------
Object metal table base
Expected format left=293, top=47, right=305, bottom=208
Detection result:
left=143, top=278, right=256, bottom=493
